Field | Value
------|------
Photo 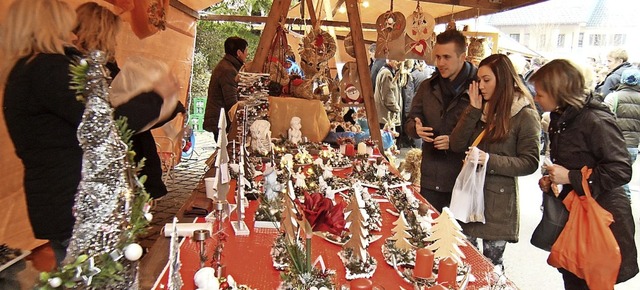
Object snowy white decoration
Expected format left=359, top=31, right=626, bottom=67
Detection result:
left=194, top=267, right=219, bottom=290
left=124, top=243, right=143, bottom=261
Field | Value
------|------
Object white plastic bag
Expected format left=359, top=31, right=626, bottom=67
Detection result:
left=450, top=146, right=488, bottom=223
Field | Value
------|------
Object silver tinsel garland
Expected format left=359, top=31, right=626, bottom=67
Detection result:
left=63, top=51, right=138, bottom=289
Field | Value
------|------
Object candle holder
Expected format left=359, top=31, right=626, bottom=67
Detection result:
left=192, top=229, right=210, bottom=268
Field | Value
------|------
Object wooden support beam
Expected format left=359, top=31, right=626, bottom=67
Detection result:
left=434, top=8, right=497, bottom=25
left=421, top=0, right=548, bottom=24
left=331, top=0, right=346, bottom=17
left=169, top=0, right=199, bottom=19
left=305, top=0, right=318, bottom=27
left=344, top=0, right=383, bottom=154
left=418, top=0, right=542, bottom=10
left=199, top=14, right=378, bottom=30
left=246, top=0, right=292, bottom=73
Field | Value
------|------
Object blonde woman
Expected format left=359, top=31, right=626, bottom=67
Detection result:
left=531, top=59, right=638, bottom=288
left=2, top=0, right=177, bottom=265
left=1, top=0, right=81, bottom=266
left=73, top=1, right=122, bottom=77
left=73, top=2, right=183, bottom=200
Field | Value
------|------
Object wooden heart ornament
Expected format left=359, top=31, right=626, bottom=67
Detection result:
left=411, top=39, right=428, bottom=56
left=405, top=7, right=435, bottom=42
left=376, top=11, right=406, bottom=41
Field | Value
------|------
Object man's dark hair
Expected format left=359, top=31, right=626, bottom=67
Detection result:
left=436, top=29, right=467, bottom=55
left=224, top=36, right=248, bottom=56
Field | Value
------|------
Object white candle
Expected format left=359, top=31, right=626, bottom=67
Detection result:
left=357, top=142, right=367, bottom=155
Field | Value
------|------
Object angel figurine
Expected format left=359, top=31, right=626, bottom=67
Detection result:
left=322, top=162, right=334, bottom=179
left=250, top=119, right=272, bottom=155
left=294, top=167, right=307, bottom=189
left=263, top=166, right=282, bottom=201
left=288, top=116, right=303, bottom=144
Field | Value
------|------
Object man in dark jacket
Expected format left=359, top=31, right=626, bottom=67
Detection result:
left=203, top=36, right=248, bottom=139
left=595, top=47, right=633, bottom=97
left=404, top=29, right=478, bottom=212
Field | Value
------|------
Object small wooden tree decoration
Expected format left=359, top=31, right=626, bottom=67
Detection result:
left=391, top=212, right=413, bottom=251
left=340, top=194, right=377, bottom=279
left=281, top=181, right=299, bottom=245
left=425, top=207, right=466, bottom=265
left=344, top=194, right=370, bottom=261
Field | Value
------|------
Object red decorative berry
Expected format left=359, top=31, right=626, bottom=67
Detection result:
left=220, top=281, right=229, bottom=289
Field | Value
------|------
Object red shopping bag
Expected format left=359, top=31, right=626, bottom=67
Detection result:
left=548, top=166, right=621, bottom=290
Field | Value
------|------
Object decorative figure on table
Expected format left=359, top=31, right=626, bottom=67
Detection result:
left=62, top=51, right=141, bottom=288
left=375, top=163, right=388, bottom=179
left=249, top=119, right=272, bottom=155
left=322, top=162, right=334, bottom=179
left=263, top=166, right=282, bottom=202
left=288, top=116, right=303, bottom=144
left=194, top=267, right=219, bottom=290
left=212, top=108, right=231, bottom=202
left=231, top=108, right=250, bottom=236
left=168, top=217, right=184, bottom=290
left=294, top=167, right=308, bottom=190
left=425, top=207, right=467, bottom=265
left=340, top=193, right=377, bottom=279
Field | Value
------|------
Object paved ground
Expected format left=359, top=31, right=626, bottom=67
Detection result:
left=136, top=131, right=640, bottom=289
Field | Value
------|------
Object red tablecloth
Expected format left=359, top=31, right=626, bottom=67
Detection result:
left=153, top=171, right=513, bottom=289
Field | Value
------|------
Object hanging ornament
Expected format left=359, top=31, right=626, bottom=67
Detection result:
left=375, top=10, right=406, bottom=60
left=405, top=4, right=434, bottom=42
left=144, top=212, right=154, bottom=221
left=344, top=32, right=356, bottom=58
left=124, top=243, right=144, bottom=261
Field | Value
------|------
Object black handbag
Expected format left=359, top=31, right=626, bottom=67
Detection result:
left=530, top=192, right=569, bottom=251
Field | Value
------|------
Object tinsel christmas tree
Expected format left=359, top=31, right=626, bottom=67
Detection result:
left=37, top=51, right=151, bottom=289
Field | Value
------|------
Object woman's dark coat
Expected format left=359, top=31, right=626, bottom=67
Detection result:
left=450, top=95, right=541, bottom=242
left=549, top=96, right=638, bottom=282
left=3, top=48, right=163, bottom=241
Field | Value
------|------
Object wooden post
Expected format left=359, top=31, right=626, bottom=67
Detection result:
left=305, top=0, right=318, bottom=27
left=345, top=0, right=383, bottom=153
left=247, top=0, right=292, bottom=73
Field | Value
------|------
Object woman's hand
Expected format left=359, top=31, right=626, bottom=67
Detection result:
left=465, top=146, right=488, bottom=165
left=546, top=164, right=570, bottom=185
left=468, top=81, right=483, bottom=109
left=538, top=175, right=551, bottom=193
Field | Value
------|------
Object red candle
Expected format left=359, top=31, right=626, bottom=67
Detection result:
left=414, top=248, right=435, bottom=279
left=345, top=144, right=356, bottom=157
left=436, top=257, right=458, bottom=287
left=350, top=278, right=373, bottom=290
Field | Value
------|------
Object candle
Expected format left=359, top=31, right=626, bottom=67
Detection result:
left=414, top=248, right=435, bottom=279
left=436, top=257, right=458, bottom=287
left=349, top=278, right=373, bottom=290
left=345, top=144, right=355, bottom=157
left=357, top=142, right=367, bottom=155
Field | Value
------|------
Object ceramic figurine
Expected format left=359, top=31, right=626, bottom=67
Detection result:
left=250, top=120, right=272, bottom=155
left=288, top=116, right=303, bottom=144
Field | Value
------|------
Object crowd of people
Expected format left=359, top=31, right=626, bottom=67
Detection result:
left=400, top=28, right=638, bottom=289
